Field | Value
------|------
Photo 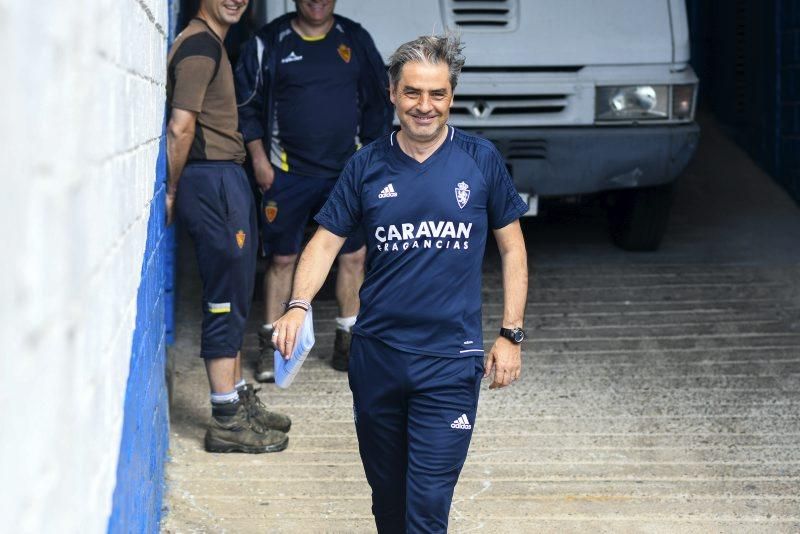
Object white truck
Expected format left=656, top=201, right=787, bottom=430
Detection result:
left=259, top=0, right=700, bottom=250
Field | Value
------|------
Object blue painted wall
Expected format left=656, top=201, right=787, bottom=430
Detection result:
left=107, top=132, right=171, bottom=533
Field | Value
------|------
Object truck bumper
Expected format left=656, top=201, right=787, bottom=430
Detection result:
left=469, top=123, right=700, bottom=196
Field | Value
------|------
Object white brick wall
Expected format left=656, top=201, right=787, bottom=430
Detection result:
left=0, top=0, right=168, bottom=531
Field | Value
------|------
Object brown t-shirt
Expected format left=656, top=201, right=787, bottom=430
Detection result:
left=167, top=19, right=245, bottom=164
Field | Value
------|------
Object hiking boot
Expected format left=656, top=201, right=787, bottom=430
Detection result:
left=331, top=329, right=351, bottom=372
left=204, top=403, right=288, bottom=454
left=255, top=327, right=276, bottom=383
left=239, top=383, right=292, bottom=433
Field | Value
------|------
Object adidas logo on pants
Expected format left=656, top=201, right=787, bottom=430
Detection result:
left=451, top=414, right=472, bottom=429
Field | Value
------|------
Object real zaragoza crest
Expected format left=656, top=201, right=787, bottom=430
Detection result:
left=265, top=201, right=278, bottom=223
left=337, top=44, right=352, bottom=63
left=455, top=181, right=470, bottom=209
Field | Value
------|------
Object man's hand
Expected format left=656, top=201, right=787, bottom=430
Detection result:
left=272, top=308, right=307, bottom=359
left=271, top=229, right=347, bottom=359
left=165, top=192, right=176, bottom=226
left=252, top=156, right=275, bottom=193
left=484, top=337, right=522, bottom=389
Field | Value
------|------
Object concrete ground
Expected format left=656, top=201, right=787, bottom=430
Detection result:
left=161, top=114, right=800, bottom=533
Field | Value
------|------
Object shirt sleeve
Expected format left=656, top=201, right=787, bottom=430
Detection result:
left=487, top=149, right=529, bottom=229
left=169, top=33, right=221, bottom=113
left=314, top=158, right=363, bottom=237
left=171, top=56, right=217, bottom=112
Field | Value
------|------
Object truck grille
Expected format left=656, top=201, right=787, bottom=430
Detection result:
left=508, top=139, right=547, bottom=159
left=450, top=94, right=568, bottom=120
left=444, top=0, right=518, bottom=30
left=485, top=138, right=548, bottom=160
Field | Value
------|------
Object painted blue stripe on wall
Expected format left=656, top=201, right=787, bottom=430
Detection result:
left=108, top=127, right=170, bottom=533
left=108, top=2, right=177, bottom=530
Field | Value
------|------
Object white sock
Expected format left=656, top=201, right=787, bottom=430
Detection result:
left=234, top=378, right=246, bottom=391
left=210, top=389, right=239, bottom=405
left=336, top=315, right=357, bottom=332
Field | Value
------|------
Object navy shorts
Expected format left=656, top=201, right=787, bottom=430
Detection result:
left=177, top=161, right=257, bottom=359
left=259, top=166, right=365, bottom=257
left=348, top=335, right=483, bottom=533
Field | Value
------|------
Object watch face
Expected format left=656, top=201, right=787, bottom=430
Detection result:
left=513, top=329, right=525, bottom=343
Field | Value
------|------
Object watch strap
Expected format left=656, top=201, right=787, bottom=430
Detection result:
left=499, top=327, right=525, bottom=343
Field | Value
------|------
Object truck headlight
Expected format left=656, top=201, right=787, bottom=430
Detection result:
left=596, top=85, right=669, bottom=120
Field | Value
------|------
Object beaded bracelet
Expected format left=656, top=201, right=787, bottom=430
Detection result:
left=284, top=297, right=310, bottom=312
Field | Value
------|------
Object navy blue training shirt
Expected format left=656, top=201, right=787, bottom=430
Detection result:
left=272, top=26, right=360, bottom=178
left=315, top=126, right=529, bottom=357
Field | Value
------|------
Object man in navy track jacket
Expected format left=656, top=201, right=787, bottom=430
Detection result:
left=235, top=0, right=393, bottom=381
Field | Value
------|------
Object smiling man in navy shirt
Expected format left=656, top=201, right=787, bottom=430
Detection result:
left=273, top=34, right=529, bottom=532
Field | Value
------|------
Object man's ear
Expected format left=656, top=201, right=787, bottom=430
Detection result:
left=389, top=84, right=396, bottom=105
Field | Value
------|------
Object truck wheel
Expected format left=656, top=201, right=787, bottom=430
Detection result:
left=607, top=183, right=675, bottom=251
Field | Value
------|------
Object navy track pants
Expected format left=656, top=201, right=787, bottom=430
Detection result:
left=348, top=335, right=484, bottom=533
left=176, top=161, right=257, bottom=358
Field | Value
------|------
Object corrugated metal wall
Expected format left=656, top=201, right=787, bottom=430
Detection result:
left=687, top=0, right=799, bottom=204
left=778, top=0, right=800, bottom=203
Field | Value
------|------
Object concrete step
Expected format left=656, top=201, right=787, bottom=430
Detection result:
left=160, top=516, right=798, bottom=534
left=174, top=494, right=800, bottom=522
left=263, top=375, right=794, bottom=396
left=192, top=437, right=800, bottom=463
left=175, top=478, right=800, bottom=500
left=169, top=453, right=800, bottom=480
left=278, top=361, right=800, bottom=380
left=184, top=407, right=800, bottom=435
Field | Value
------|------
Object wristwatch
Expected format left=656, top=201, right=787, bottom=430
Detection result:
left=499, top=327, right=526, bottom=344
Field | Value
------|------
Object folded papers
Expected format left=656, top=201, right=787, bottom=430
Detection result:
left=273, top=307, right=315, bottom=388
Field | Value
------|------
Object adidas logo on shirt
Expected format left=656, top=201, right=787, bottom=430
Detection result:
left=450, top=414, right=472, bottom=430
left=281, top=51, right=303, bottom=64
left=378, top=183, right=398, bottom=199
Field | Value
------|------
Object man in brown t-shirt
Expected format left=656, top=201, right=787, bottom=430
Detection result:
left=166, top=0, right=291, bottom=453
